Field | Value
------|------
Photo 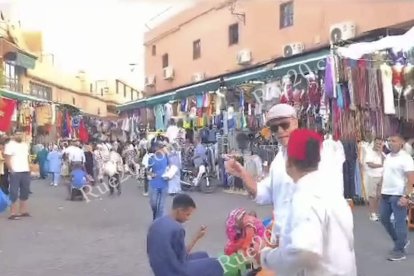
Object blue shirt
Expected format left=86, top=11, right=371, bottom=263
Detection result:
left=149, top=152, right=168, bottom=189
left=71, top=169, right=87, bottom=189
left=47, top=151, right=62, bottom=173
left=147, top=216, right=187, bottom=276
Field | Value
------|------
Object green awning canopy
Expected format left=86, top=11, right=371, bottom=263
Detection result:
left=224, top=67, right=274, bottom=87
left=223, top=49, right=329, bottom=86
left=118, top=78, right=221, bottom=112
left=15, top=52, right=36, bottom=69
left=0, top=88, right=48, bottom=102
left=117, top=91, right=177, bottom=112
left=175, top=78, right=221, bottom=99
left=117, top=50, right=330, bottom=113
left=271, top=49, right=329, bottom=77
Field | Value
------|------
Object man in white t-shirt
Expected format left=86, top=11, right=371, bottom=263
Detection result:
left=380, top=134, right=414, bottom=261
left=63, top=140, right=85, bottom=168
left=365, top=137, right=385, bottom=221
left=165, top=119, right=179, bottom=143
left=4, top=132, right=31, bottom=220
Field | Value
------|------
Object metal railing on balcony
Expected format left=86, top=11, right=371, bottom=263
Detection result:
left=1, top=80, right=23, bottom=92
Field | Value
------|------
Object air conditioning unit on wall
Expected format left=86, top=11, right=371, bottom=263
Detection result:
left=192, top=72, right=205, bottom=82
left=163, top=67, right=174, bottom=80
left=237, top=49, right=252, bottom=65
left=283, top=43, right=304, bottom=57
left=144, top=75, right=156, bottom=87
left=330, top=21, right=356, bottom=44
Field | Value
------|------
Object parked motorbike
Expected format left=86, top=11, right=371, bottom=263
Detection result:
left=180, top=165, right=217, bottom=193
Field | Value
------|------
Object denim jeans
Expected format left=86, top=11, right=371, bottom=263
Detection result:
left=379, top=195, right=408, bottom=252
left=149, top=186, right=168, bottom=220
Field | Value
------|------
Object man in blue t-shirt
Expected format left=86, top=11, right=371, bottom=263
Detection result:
left=147, top=194, right=223, bottom=276
left=148, top=141, right=169, bottom=220
left=71, top=165, right=87, bottom=189
left=68, top=164, right=87, bottom=200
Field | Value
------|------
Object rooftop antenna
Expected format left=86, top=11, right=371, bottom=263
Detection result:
left=144, top=6, right=173, bottom=30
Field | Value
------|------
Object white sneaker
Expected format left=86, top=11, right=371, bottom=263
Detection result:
left=53, top=183, right=58, bottom=187
left=370, top=213, right=379, bottom=221
left=50, top=183, right=54, bottom=186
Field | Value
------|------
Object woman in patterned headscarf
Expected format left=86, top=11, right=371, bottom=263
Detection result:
left=94, top=144, right=109, bottom=184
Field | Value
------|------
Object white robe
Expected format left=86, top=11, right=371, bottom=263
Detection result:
left=260, top=171, right=357, bottom=276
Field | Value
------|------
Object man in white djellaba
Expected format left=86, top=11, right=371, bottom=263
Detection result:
left=254, top=129, right=356, bottom=276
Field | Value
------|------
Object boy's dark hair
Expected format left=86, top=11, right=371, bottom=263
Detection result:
left=291, top=138, right=321, bottom=172
left=172, top=194, right=196, bottom=210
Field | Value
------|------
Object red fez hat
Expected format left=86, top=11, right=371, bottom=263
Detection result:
left=287, top=129, right=323, bottom=161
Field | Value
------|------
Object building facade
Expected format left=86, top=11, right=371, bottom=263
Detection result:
left=0, top=16, right=142, bottom=117
left=93, top=78, right=144, bottom=114
left=143, top=0, right=414, bottom=95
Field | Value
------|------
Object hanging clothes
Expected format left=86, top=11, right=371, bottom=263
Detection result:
left=380, top=63, right=396, bottom=115
left=164, top=103, right=173, bottom=127
left=324, top=55, right=336, bottom=99
left=0, top=98, right=16, bottom=132
left=154, top=105, right=165, bottom=131
left=79, top=120, right=89, bottom=144
left=35, top=105, right=53, bottom=126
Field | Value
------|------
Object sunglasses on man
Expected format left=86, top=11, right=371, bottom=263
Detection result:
left=269, top=121, right=291, bottom=132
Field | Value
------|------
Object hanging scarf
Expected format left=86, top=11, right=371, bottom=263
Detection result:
left=62, top=111, right=68, bottom=138
left=0, top=97, right=17, bottom=132
left=79, top=120, right=89, bottom=143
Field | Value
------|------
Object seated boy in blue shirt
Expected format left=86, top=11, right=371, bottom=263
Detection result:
left=69, top=164, right=87, bottom=200
left=147, top=194, right=223, bottom=276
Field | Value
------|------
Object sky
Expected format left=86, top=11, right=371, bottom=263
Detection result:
left=1, top=0, right=194, bottom=89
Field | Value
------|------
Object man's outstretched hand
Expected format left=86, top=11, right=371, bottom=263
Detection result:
left=195, top=225, right=207, bottom=240
left=224, top=157, right=245, bottom=178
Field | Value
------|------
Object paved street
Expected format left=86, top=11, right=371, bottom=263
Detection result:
left=0, top=179, right=413, bottom=276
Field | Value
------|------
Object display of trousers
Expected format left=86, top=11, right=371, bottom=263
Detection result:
left=223, top=111, right=229, bottom=134
left=354, top=160, right=362, bottom=198
left=228, top=129, right=237, bottom=152
left=342, top=141, right=358, bottom=199
left=218, top=157, right=228, bottom=187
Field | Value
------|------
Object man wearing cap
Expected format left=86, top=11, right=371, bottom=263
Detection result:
left=256, top=129, right=356, bottom=275
left=225, top=103, right=344, bottom=243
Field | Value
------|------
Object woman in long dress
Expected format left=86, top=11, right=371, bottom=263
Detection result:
left=84, top=144, right=95, bottom=184
left=94, top=144, right=108, bottom=184
left=167, top=145, right=182, bottom=195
